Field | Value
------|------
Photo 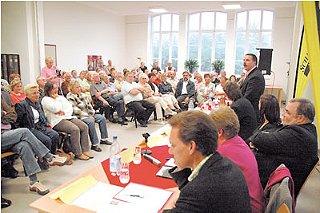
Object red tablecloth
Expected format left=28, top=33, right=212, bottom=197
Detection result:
left=101, top=145, right=177, bottom=189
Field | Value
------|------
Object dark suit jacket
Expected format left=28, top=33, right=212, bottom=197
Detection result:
left=252, top=123, right=318, bottom=197
left=163, top=152, right=251, bottom=213
left=15, top=99, right=48, bottom=129
left=231, top=97, right=258, bottom=142
left=240, top=67, right=265, bottom=122
left=175, top=79, right=195, bottom=99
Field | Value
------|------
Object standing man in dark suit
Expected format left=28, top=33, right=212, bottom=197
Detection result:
left=240, top=53, right=265, bottom=122
left=163, top=111, right=251, bottom=212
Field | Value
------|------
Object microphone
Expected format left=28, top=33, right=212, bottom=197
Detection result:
left=143, top=154, right=161, bottom=166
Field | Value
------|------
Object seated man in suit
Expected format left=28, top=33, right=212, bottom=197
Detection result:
left=163, top=111, right=251, bottom=212
left=174, top=71, right=195, bottom=111
left=90, top=72, right=127, bottom=125
left=250, top=98, right=318, bottom=197
left=121, top=71, right=155, bottom=127
left=210, top=107, right=265, bottom=213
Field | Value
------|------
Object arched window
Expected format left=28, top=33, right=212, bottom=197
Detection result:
left=187, top=11, right=227, bottom=72
left=235, top=10, right=274, bottom=74
left=150, top=14, right=179, bottom=70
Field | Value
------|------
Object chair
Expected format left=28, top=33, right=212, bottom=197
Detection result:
left=57, top=131, right=73, bottom=154
left=124, top=108, right=138, bottom=128
left=264, top=164, right=295, bottom=213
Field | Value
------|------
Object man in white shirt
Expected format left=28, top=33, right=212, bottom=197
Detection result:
left=121, top=72, right=155, bottom=127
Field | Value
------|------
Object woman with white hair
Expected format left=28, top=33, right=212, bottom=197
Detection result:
left=138, top=73, right=176, bottom=121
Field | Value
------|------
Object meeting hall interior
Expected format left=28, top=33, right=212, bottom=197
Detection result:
left=1, top=1, right=319, bottom=213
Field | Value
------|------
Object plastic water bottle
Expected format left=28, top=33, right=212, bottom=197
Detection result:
left=109, top=136, right=121, bottom=176
left=188, top=99, right=194, bottom=110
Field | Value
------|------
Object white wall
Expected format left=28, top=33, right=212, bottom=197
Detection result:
left=1, top=1, right=41, bottom=84
left=42, top=1, right=126, bottom=72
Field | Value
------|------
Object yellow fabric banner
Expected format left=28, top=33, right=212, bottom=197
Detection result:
left=301, top=1, right=320, bottom=135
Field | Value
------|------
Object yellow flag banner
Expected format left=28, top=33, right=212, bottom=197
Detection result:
left=294, top=29, right=311, bottom=98
left=301, top=1, right=320, bottom=136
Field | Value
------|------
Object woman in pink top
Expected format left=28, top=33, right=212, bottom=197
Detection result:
left=41, top=57, right=59, bottom=84
left=9, top=80, right=26, bottom=105
left=210, top=107, right=265, bottom=213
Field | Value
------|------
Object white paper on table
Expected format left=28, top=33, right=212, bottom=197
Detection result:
left=164, top=158, right=176, bottom=167
left=72, top=182, right=123, bottom=212
left=113, top=182, right=172, bottom=212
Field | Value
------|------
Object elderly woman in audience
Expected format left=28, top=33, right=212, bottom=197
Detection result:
left=139, top=73, right=176, bottom=121
left=67, top=81, right=112, bottom=152
left=41, top=57, right=59, bottom=84
left=210, top=107, right=265, bottom=213
left=159, top=73, right=181, bottom=111
left=196, top=73, right=215, bottom=105
left=41, top=82, right=92, bottom=160
left=194, top=73, right=203, bottom=92
left=215, top=76, right=227, bottom=97
left=9, top=80, right=26, bottom=105
left=1, top=79, right=12, bottom=106
left=15, top=84, right=59, bottom=155
left=223, top=81, right=258, bottom=143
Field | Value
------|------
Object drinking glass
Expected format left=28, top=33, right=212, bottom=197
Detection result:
left=133, top=146, right=142, bottom=164
left=119, top=163, right=130, bottom=184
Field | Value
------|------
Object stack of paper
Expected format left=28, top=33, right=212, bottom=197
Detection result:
left=156, top=158, right=176, bottom=179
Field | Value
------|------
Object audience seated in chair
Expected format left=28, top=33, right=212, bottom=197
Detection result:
left=250, top=98, right=318, bottom=197
left=90, top=72, right=127, bottom=125
left=174, top=71, right=195, bottom=111
left=163, top=111, right=251, bottom=212
left=67, top=80, right=112, bottom=152
left=41, top=82, right=92, bottom=161
left=223, top=81, right=258, bottom=142
left=15, top=84, right=59, bottom=154
left=61, top=72, right=72, bottom=97
left=9, top=80, right=26, bottom=105
left=1, top=101, right=67, bottom=196
left=139, top=73, right=176, bottom=121
left=121, top=72, right=155, bottom=127
left=196, top=73, right=215, bottom=105
left=159, top=73, right=181, bottom=112
left=210, top=107, right=265, bottom=213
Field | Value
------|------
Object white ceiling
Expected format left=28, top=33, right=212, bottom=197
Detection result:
left=77, top=1, right=297, bottom=16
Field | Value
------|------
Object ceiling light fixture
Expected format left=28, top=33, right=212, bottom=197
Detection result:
left=149, top=8, right=167, bottom=13
left=222, top=4, right=241, bottom=10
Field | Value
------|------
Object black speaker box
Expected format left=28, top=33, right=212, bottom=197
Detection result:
left=257, top=48, right=273, bottom=75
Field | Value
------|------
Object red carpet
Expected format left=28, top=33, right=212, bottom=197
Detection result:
left=101, top=145, right=177, bottom=189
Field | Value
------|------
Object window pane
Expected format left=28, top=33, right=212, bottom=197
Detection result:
left=216, top=12, right=227, bottom=30
left=262, top=11, right=273, bottom=30
left=172, top=14, right=179, bottom=31
left=235, top=60, right=244, bottom=75
left=201, top=12, right=214, bottom=30
left=248, top=10, right=261, bottom=30
left=172, top=59, right=178, bottom=71
left=161, top=14, right=171, bottom=31
left=261, top=32, right=272, bottom=47
left=152, top=16, right=160, bottom=31
left=161, top=33, right=170, bottom=69
left=201, top=33, right=213, bottom=71
left=172, top=33, right=179, bottom=58
left=189, top=13, right=200, bottom=31
left=215, top=32, right=226, bottom=61
left=189, top=32, right=199, bottom=46
left=237, top=12, right=247, bottom=30
left=248, top=32, right=259, bottom=54
left=152, top=33, right=160, bottom=58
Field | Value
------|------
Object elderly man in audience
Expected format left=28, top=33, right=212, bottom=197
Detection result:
left=175, top=71, right=195, bottom=111
left=9, top=80, right=26, bottom=105
left=90, top=73, right=127, bottom=125
left=71, top=70, right=78, bottom=80
left=121, top=72, right=155, bottom=127
left=109, top=68, right=116, bottom=83
left=114, top=71, right=124, bottom=92
left=106, top=59, right=115, bottom=75
left=163, top=111, right=251, bottom=212
left=159, top=73, right=181, bottom=112
left=223, top=81, right=258, bottom=142
left=2, top=100, right=67, bottom=195
left=67, top=81, right=112, bottom=152
left=139, top=73, right=176, bottom=121
left=42, top=82, right=92, bottom=160
left=210, top=107, right=265, bottom=213
left=163, top=60, right=176, bottom=73
left=166, top=70, right=178, bottom=92
left=36, top=76, right=46, bottom=100
left=250, top=98, right=318, bottom=197
left=99, top=72, right=123, bottom=101
left=151, top=61, right=161, bottom=73
left=15, top=84, right=59, bottom=155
